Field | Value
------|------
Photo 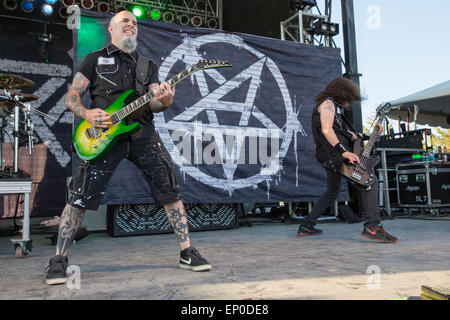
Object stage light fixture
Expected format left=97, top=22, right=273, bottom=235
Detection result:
left=21, top=0, right=34, bottom=13
left=313, top=20, right=339, bottom=37
left=178, top=14, right=189, bottom=26
left=132, top=6, right=143, bottom=17
left=190, top=15, right=202, bottom=27
left=62, top=0, right=74, bottom=7
left=41, top=3, right=53, bottom=15
left=162, top=11, right=174, bottom=23
left=114, top=4, right=127, bottom=13
left=58, top=6, right=70, bottom=18
left=45, top=0, right=57, bottom=4
left=3, top=0, right=18, bottom=11
left=150, top=8, right=161, bottom=20
left=97, top=1, right=110, bottom=13
left=81, top=0, right=94, bottom=10
left=207, top=18, right=218, bottom=29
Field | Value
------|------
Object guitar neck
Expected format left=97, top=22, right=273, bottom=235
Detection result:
left=113, top=65, right=198, bottom=121
left=361, top=118, right=383, bottom=159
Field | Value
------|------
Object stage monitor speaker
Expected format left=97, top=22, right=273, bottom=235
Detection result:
left=107, top=203, right=240, bottom=237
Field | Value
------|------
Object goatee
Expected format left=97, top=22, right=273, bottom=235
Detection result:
left=121, top=37, right=137, bottom=53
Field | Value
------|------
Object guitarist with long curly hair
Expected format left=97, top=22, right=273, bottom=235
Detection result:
left=297, top=78, right=398, bottom=244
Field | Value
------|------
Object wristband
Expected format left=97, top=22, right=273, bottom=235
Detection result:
left=333, top=143, right=347, bottom=154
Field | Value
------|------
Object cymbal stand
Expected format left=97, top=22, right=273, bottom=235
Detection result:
left=13, top=94, right=20, bottom=174
left=23, top=104, right=34, bottom=155
left=0, top=117, right=6, bottom=168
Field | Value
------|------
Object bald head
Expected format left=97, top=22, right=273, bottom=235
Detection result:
left=108, top=11, right=138, bottom=53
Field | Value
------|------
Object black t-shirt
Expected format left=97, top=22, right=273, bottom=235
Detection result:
left=78, top=44, right=158, bottom=125
left=311, top=98, right=355, bottom=163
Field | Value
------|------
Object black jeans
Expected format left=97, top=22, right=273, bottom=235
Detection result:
left=303, top=166, right=380, bottom=228
left=68, top=125, right=181, bottom=210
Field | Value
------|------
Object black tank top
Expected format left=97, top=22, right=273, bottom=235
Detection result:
left=311, top=98, right=354, bottom=162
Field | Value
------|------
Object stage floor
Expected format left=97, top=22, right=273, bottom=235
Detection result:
left=0, top=217, right=449, bottom=300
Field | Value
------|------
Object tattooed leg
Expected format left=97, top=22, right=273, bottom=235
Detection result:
left=55, top=204, right=86, bottom=256
left=164, top=200, right=191, bottom=250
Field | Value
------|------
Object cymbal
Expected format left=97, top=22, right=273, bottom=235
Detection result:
left=3, top=91, right=39, bottom=102
left=0, top=73, right=35, bottom=90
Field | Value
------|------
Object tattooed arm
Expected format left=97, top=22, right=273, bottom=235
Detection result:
left=319, top=99, right=359, bottom=164
left=66, top=72, right=90, bottom=118
left=66, top=72, right=111, bottom=127
left=318, top=99, right=340, bottom=147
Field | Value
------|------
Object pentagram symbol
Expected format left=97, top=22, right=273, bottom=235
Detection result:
left=155, top=33, right=304, bottom=193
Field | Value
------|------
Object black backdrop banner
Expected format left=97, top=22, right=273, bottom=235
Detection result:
left=74, top=11, right=349, bottom=205
left=0, top=17, right=73, bottom=218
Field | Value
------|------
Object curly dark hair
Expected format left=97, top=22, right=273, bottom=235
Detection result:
left=315, top=77, right=361, bottom=105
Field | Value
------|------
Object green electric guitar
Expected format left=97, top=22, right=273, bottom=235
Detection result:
left=73, top=59, right=232, bottom=161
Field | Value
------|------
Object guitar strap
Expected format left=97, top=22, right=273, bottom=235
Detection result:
left=341, top=113, right=357, bottom=133
left=135, top=54, right=150, bottom=96
left=341, top=112, right=371, bottom=141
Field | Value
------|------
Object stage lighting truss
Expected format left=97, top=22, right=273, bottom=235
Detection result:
left=116, top=0, right=221, bottom=29
left=3, top=0, right=18, bottom=11
left=51, top=0, right=221, bottom=29
left=281, top=2, right=338, bottom=47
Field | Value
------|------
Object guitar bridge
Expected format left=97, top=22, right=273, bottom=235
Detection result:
left=85, top=127, right=101, bottom=139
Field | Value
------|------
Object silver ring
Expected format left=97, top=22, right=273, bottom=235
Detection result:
left=98, top=116, right=103, bottom=124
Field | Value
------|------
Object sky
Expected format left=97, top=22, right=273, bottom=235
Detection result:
left=323, top=0, right=450, bottom=130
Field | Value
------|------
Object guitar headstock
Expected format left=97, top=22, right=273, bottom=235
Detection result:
left=195, top=59, right=232, bottom=70
left=376, top=103, right=392, bottom=118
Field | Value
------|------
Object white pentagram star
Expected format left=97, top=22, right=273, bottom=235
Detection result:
left=163, top=57, right=281, bottom=181
left=155, top=32, right=305, bottom=193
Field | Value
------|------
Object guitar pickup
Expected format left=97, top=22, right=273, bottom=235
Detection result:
left=352, top=172, right=362, bottom=181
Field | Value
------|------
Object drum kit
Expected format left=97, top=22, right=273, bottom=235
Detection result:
left=0, top=73, right=55, bottom=178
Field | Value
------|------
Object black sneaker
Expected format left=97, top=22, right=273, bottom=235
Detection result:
left=45, top=255, right=69, bottom=285
left=297, top=225, right=323, bottom=236
left=361, top=225, right=398, bottom=243
left=179, top=247, right=211, bottom=272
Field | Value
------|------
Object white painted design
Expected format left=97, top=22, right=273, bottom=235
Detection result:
left=155, top=33, right=305, bottom=198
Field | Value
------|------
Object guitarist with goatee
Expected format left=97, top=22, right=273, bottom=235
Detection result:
left=297, top=78, right=398, bottom=243
left=45, top=11, right=211, bottom=285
